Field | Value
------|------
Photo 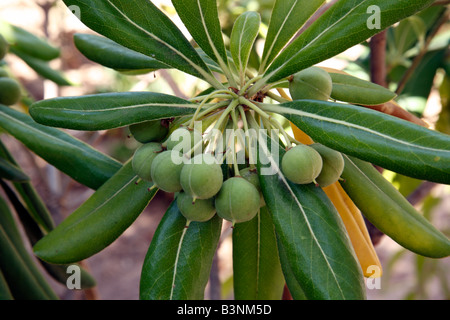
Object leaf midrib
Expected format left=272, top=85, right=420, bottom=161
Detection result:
left=263, top=104, right=450, bottom=154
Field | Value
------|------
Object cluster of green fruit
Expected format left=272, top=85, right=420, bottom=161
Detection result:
left=129, top=113, right=344, bottom=227
left=130, top=119, right=263, bottom=226
left=0, top=34, right=21, bottom=106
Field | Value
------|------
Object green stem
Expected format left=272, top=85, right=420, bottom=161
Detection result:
left=239, top=75, right=262, bottom=95
left=269, top=116, right=292, bottom=149
left=266, top=91, right=290, bottom=103
left=188, top=90, right=234, bottom=129
left=231, top=112, right=240, bottom=177
left=238, top=97, right=270, bottom=120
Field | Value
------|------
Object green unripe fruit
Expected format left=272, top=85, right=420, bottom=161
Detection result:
left=215, top=177, right=261, bottom=224
left=131, top=142, right=163, bottom=181
left=150, top=150, right=185, bottom=193
left=165, top=127, right=202, bottom=153
left=129, top=120, right=169, bottom=143
left=180, top=153, right=223, bottom=200
left=0, top=34, right=8, bottom=60
left=281, top=144, right=323, bottom=185
left=289, top=66, right=332, bottom=101
left=0, top=78, right=21, bottom=106
left=239, top=167, right=265, bottom=207
left=310, top=143, right=344, bottom=187
left=177, top=192, right=216, bottom=222
left=0, top=69, right=8, bottom=78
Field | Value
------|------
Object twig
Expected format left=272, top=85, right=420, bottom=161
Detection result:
left=370, top=30, right=387, bottom=88
left=395, top=7, right=450, bottom=95
left=407, top=181, right=438, bottom=207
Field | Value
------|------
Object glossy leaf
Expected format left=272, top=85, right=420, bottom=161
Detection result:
left=0, top=197, right=58, bottom=299
left=329, top=72, right=397, bottom=105
left=140, top=200, right=222, bottom=300
left=276, top=238, right=307, bottom=300
left=0, top=226, right=51, bottom=300
left=232, top=206, right=285, bottom=300
left=30, top=92, right=198, bottom=131
left=0, top=157, right=29, bottom=182
left=230, top=11, right=261, bottom=81
left=33, top=161, right=157, bottom=264
left=263, top=100, right=450, bottom=184
left=10, top=47, right=71, bottom=86
left=172, top=0, right=226, bottom=65
left=0, top=139, right=54, bottom=232
left=259, top=0, right=325, bottom=72
left=256, top=135, right=365, bottom=300
left=62, top=0, right=222, bottom=88
left=0, top=105, right=122, bottom=190
left=261, top=0, right=435, bottom=85
left=340, top=156, right=450, bottom=258
left=0, top=19, right=60, bottom=61
left=0, top=180, right=96, bottom=289
left=0, top=270, right=13, bottom=300
left=73, top=33, right=170, bottom=73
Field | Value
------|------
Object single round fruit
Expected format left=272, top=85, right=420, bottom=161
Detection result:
left=180, top=153, right=223, bottom=200
left=0, top=78, right=21, bottom=106
left=129, top=119, right=169, bottom=143
left=215, top=177, right=261, bottom=224
left=310, top=143, right=344, bottom=187
left=239, top=167, right=265, bottom=207
left=150, top=150, right=185, bottom=193
left=177, top=192, right=216, bottom=222
left=0, top=34, right=8, bottom=60
left=289, top=66, right=332, bottom=101
left=281, top=144, right=323, bottom=185
left=131, top=142, right=163, bottom=181
left=165, top=127, right=202, bottom=153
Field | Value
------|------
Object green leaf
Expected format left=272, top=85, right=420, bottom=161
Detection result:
left=0, top=105, right=122, bottom=190
left=0, top=196, right=58, bottom=299
left=0, top=226, right=51, bottom=300
left=232, top=206, right=285, bottom=300
left=263, top=100, right=450, bottom=184
left=259, top=0, right=325, bottom=72
left=171, top=0, right=235, bottom=86
left=276, top=238, right=307, bottom=300
left=73, top=33, right=170, bottom=73
left=230, top=11, right=261, bottom=82
left=261, top=0, right=435, bottom=85
left=0, top=157, right=29, bottom=182
left=0, top=270, right=13, bottom=300
left=340, top=156, right=450, bottom=258
left=30, top=92, right=198, bottom=131
left=329, top=72, right=397, bottom=105
left=256, top=135, right=365, bottom=300
left=140, top=200, right=222, bottom=300
left=0, top=180, right=96, bottom=289
left=62, top=0, right=222, bottom=88
left=33, top=161, right=157, bottom=264
left=0, top=19, right=60, bottom=61
left=10, top=47, right=71, bottom=86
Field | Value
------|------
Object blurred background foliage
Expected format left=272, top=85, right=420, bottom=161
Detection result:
left=0, top=0, right=448, bottom=300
